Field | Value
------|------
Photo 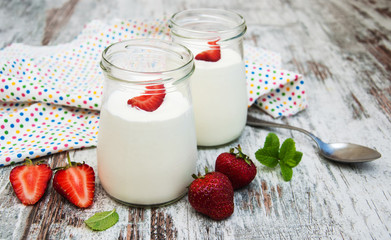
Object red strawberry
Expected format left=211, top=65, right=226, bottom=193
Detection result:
left=145, top=84, right=166, bottom=94
left=195, top=39, right=221, bottom=62
left=53, top=152, right=95, bottom=208
left=215, top=145, right=257, bottom=190
left=188, top=167, right=234, bottom=220
left=128, top=84, right=166, bottom=112
left=9, top=159, right=52, bottom=205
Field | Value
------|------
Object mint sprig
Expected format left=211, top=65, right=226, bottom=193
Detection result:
left=255, top=133, right=303, bottom=181
left=85, top=209, right=119, bottom=231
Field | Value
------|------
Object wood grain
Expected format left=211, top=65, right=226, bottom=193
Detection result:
left=1, top=0, right=391, bottom=239
left=42, top=0, right=80, bottom=45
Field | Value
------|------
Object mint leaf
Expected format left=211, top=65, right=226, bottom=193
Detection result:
left=279, top=162, right=293, bottom=181
left=285, top=151, right=303, bottom=168
left=264, top=133, right=280, bottom=158
left=279, top=138, right=296, bottom=164
left=85, top=209, right=119, bottom=231
left=255, top=147, right=279, bottom=167
left=283, top=150, right=303, bottom=168
left=255, top=133, right=280, bottom=167
left=255, top=133, right=303, bottom=181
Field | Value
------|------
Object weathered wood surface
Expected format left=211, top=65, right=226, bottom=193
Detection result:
left=1, top=0, right=391, bottom=239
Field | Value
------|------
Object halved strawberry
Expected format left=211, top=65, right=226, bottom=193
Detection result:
left=195, top=39, right=221, bottom=62
left=128, top=84, right=166, bottom=112
left=9, top=159, right=53, bottom=205
left=53, top=152, right=95, bottom=208
left=145, top=84, right=166, bottom=94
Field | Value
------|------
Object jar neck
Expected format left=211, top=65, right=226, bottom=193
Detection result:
left=100, top=39, right=194, bottom=90
left=169, top=9, right=247, bottom=43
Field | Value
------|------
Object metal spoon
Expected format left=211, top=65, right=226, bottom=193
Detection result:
left=246, top=114, right=381, bottom=163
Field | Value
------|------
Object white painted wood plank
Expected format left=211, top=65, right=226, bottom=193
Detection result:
left=0, top=0, right=390, bottom=239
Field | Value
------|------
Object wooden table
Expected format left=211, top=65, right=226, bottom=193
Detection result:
left=1, top=0, right=390, bottom=239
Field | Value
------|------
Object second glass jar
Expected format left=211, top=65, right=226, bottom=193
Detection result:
left=169, top=9, right=248, bottom=146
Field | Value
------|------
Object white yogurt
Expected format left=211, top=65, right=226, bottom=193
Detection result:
left=190, top=49, right=248, bottom=146
left=97, top=90, right=197, bottom=205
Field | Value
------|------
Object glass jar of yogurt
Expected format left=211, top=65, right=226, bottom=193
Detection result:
left=98, top=39, right=197, bottom=207
left=169, top=9, right=247, bottom=146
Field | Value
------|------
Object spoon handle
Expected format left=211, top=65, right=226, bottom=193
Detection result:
left=246, top=114, right=325, bottom=149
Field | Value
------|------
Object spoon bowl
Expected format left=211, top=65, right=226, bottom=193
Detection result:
left=320, top=143, right=381, bottom=163
left=246, top=114, right=381, bottom=163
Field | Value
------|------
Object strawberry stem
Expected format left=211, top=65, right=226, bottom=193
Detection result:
left=192, top=167, right=210, bottom=179
left=66, top=152, right=72, bottom=167
left=230, top=145, right=253, bottom=166
left=24, top=157, right=33, bottom=165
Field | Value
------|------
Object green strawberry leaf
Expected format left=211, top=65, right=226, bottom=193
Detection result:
left=279, top=162, right=293, bottom=181
left=279, top=138, right=296, bottom=164
left=255, top=147, right=279, bottom=168
left=85, top=209, right=119, bottom=231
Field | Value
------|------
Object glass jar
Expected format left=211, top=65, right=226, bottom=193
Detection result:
left=169, top=9, right=247, bottom=146
left=98, top=39, right=197, bottom=207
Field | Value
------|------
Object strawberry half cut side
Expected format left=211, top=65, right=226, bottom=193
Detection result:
left=53, top=152, right=95, bottom=208
left=9, top=159, right=53, bottom=205
left=195, top=39, right=221, bottom=62
left=128, top=84, right=166, bottom=112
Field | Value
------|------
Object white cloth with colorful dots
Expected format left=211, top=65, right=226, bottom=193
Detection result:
left=0, top=18, right=307, bottom=166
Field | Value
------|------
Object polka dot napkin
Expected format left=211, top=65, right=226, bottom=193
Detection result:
left=245, top=45, right=307, bottom=116
left=0, top=18, right=307, bottom=166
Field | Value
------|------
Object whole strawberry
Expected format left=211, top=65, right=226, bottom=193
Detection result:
left=53, top=152, right=95, bottom=208
left=9, top=158, right=52, bottom=205
left=188, top=167, right=234, bottom=220
left=215, top=145, right=257, bottom=190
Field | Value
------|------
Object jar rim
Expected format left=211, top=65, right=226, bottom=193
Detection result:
left=100, top=39, right=194, bottom=84
left=169, top=8, right=246, bottom=41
